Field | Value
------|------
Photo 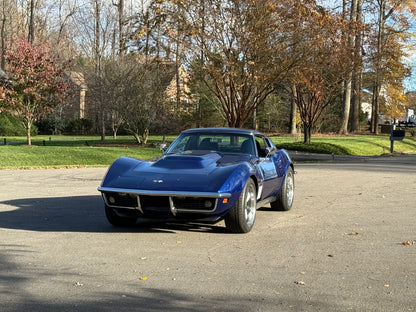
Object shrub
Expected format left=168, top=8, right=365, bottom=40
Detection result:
left=0, top=113, right=38, bottom=136
left=65, top=118, right=94, bottom=135
left=35, top=108, right=67, bottom=135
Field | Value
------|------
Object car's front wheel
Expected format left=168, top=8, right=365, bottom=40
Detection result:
left=225, top=178, right=256, bottom=233
left=105, top=205, right=137, bottom=226
left=271, top=167, right=294, bottom=211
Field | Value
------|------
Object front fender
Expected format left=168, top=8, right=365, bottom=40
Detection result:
left=101, top=157, right=143, bottom=187
left=218, top=162, right=256, bottom=209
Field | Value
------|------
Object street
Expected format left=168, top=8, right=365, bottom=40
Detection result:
left=1, top=155, right=415, bottom=311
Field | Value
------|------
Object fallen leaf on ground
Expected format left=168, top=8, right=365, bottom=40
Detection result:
left=139, top=276, right=148, bottom=280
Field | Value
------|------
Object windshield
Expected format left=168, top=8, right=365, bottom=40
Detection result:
left=166, top=133, right=256, bottom=155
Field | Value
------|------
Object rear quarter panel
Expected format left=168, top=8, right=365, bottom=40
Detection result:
left=271, top=149, right=293, bottom=197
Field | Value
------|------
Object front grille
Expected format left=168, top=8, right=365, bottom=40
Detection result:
left=172, top=197, right=217, bottom=211
left=103, top=191, right=218, bottom=214
left=139, top=195, right=170, bottom=209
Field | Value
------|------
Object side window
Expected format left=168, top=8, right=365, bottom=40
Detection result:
left=255, top=136, right=267, bottom=157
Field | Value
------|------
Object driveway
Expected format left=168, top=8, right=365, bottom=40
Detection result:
left=0, top=155, right=415, bottom=311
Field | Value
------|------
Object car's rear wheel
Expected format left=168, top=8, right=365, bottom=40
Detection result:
left=105, top=205, right=137, bottom=226
left=225, top=178, right=256, bottom=233
left=271, top=167, right=294, bottom=211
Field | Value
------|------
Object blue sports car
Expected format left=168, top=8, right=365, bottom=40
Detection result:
left=98, top=128, right=294, bottom=233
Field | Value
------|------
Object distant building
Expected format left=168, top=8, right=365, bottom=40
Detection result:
left=60, top=56, right=192, bottom=124
left=64, top=71, right=88, bottom=119
left=165, top=64, right=192, bottom=105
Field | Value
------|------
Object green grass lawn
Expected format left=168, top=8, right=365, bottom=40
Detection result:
left=271, top=134, right=416, bottom=156
left=0, top=133, right=415, bottom=169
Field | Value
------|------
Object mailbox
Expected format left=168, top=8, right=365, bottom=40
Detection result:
left=390, top=130, right=405, bottom=141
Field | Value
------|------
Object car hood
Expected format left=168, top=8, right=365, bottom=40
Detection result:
left=102, top=152, right=254, bottom=193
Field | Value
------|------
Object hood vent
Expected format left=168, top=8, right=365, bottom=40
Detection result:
left=152, top=153, right=221, bottom=169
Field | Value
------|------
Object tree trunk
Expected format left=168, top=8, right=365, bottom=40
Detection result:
left=373, top=86, right=380, bottom=134
left=290, top=84, right=297, bottom=135
left=339, top=0, right=351, bottom=134
left=142, top=128, right=149, bottom=144
left=175, top=45, right=181, bottom=109
left=370, top=85, right=377, bottom=133
left=26, top=121, right=32, bottom=146
left=348, top=0, right=363, bottom=133
left=339, top=80, right=351, bottom=134
left=303, top=124, right=311, bottom=144
left=132, top=133, right=141, bottom=144
left=112, top=120, right=117, bottom=139
left=372, top=0, right=386, bottom=135
left=28, top=0, right=34, bottom=44
left=351, top=73, right=361, bottom=132
left=95, top=0, right=105, bottom=141
left=113, top=0, right=125, bottom=55
left=350, top=0, right=362, bottom=132
left=1, top=0, right=6, bottom=70
left=174, top=3, right=182, bottom=109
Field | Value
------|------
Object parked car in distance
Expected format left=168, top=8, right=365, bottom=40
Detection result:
left=98, top=128, right=295, bottom=233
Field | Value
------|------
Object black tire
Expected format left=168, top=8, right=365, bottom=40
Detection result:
left=225, top=178, right=257, bottom=233
left=105, top=205, right=137, bottom=227
left=271, top=167, right=294, bottom=211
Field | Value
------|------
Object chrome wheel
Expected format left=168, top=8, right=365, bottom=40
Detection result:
left=225, top=178, right=257, bottom=233
left=271, top=167, right=295, bottom=211
left=285, top=173, right=294, bottom=207
left=244, top=181, right=256, bottom=228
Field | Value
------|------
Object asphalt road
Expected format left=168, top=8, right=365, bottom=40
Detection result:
left=0, top=154, right=415, bottom=312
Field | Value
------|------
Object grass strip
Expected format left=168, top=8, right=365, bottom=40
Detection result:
left=1, top=134, right=415, bottom=169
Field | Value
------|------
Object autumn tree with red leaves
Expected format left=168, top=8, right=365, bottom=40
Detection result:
left=3, top=38, right=73, bottom=145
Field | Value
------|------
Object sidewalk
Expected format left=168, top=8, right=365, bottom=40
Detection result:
left=287, top=150, right=368, bottom=163
left=287, top=150, right=416, bottom=165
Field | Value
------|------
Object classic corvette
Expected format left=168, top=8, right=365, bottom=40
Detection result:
left=98, top=128, right=294, bottom=233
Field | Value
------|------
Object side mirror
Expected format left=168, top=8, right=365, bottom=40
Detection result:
left=265, top=147, right=276, bottom=157
left=160, top=143, right=167, bottom=153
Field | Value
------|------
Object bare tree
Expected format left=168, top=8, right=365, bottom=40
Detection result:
left=100, top=55, right=170, bottom=143
left=339, top=0, right=356, bottom=134
left=350, top=0, right=363, bottom=132
left=369, top=0, right=415, bottom=134
left=1, top=0, right=6, bottom=70
left=161, top=0, right=303, bottom=128
left=28, top=0, right=35, bottom=43
left=292, top=5, right=353, bottom=143
left=112, top=0, right=126, bottom=54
